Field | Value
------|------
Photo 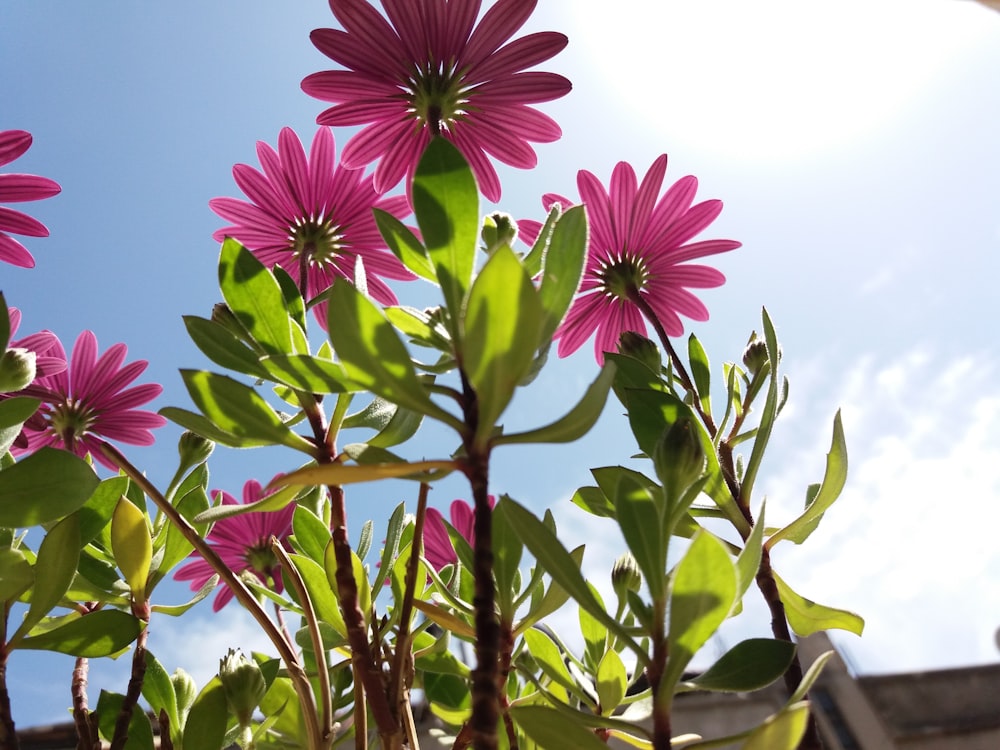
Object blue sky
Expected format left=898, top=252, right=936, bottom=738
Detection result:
left=3, top=0, right=1000, bottom=729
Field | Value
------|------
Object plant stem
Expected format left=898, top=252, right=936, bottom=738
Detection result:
left=109, top=599, right=149, bottom=750
left=71, top=656, right=98, bottom=750
left=0, top=606, right=20, bottom=750
left=96, top=441, right=324, bottom=750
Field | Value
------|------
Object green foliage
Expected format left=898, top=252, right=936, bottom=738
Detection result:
left=0, top=448, right=98, bottom=527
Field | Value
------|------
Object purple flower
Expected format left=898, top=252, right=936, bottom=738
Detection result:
left=520, top=156, right=741, bottom=364
left=210, top=126, right=414, bottom=328
left=174, top=479, right=296, bottom=612
left=0, top=130, right=61, bottom=268
left=13, top=331, right=166, bottom=469
left=301, top=0, right=570, bottom=202
left=423, top=496, right=495, bottom=570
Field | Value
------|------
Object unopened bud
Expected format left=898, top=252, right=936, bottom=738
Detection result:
left=219, top=649, right=266, bottom=728
left=481, top=212, right=518, bottom=254
left=0, top=348, right=36, bottom=393
left=611, top=552, right=642, bottom=598
left=211, top=303, right=254, bottom=345
left=617, top=332, right=661, bottom=372
left=741, top=337, right=768, bottom=377
left=177, top=430, right=214, bottom=470
left=654, top=416, right=706, bottom=502
left=171, top=668, right=198, bottom=723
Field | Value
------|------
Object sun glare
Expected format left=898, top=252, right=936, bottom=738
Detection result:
left=569, top=1, right=993, bottom=161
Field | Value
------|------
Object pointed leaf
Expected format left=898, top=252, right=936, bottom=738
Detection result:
left=291, top=553, right=346, bottom=637
left=766, top=410, right=848, bottom=549
left=596, top=648, right=628, bottom=715
left=494, top=361, right=616, bottom=446
left=17, top=610, right=143, bottom=656
left=0, top=448, right=98, bottom=527
left=735, top=502, right=766, bottom=602
left=257, top=353, right=355, bottom=394
left=613, top=475, right=667, bottom=600
left=741, top=308, right=780, bottom=504
left=523, top=627, right=578, bottom=694
left=508, top=705, right=610, bottom=750
left=537, top=204, right=588, bottom=344
left=773, top=572, right=864, bottom=636
left=463, top=244, right=543, bottom=445
left=142, top=651, right=180, bottom=745
left=184, top=678, right=230, bottom=750
left=663, top=532, right=737, bottom=695
left=682, top=638, right=796, bottom=693
left=13, top=514, right=81, bottom=643
left=687, top=334, right=712, bottom=418
left=96, top=689, right=154, bottom=750
left=160, top=406, right=273, bottom=448
left=741, top=701, right=810, bottom=750
left=183, top=315, right=267, bottom=378
left=218, top=238, right=291, bottom=355
left=492, top=496, right=523, bottom=619
left=412, top=137, right=478, bottom=339
left=373, top=208, right=436, bottom=281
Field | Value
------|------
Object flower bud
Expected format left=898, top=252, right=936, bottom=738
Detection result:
left=741, top=336, right=768, bottom=377
left=611, top=552, right=642, bottom=598
left=481, top=211, right=518, bottom=254
left=177, top=430, right=214, bottom=470
left=219, top=649, right=266, bottom=728
left=653, top=416, right=706, bottom=502
left=617, top=332, right=661, bottom=372
left=211, top=303, right=254, bottom=345
left=0, top=348, right=36, bottom=393
left=171, top=668, right=198, bottom=723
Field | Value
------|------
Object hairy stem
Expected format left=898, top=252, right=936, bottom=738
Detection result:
left=71, top=657, right=97, bottom=750
left=109, top=599, right=150, bottom=750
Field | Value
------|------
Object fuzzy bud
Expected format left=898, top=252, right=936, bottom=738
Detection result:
left=0, top=348, right=36, bottom=393
left=171, top=668, right=198, bottom=723
left=617, top=332, right=661, bottom=372
left=177, top=430, right=214, bottom=470
left=219, top=649, right=266, bottom=728
left=481, top=211, right=518, bottom=254
left=741, top=337, right=769, bottom=377
left=611, top=552, right=642, bottom=598
left=654, top=416, right=706, bottom=502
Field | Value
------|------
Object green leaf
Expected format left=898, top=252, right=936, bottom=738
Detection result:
left=522, top=204, right=561, bottom=278
left=0, top=293, right=9, bottom=351
left=290, top=553, right=346, bottom=637
left=571, top=486, right=616, bottom=518
left=184, top=677, right=230, bottom=750
left=112, top=497, right=151, bottom=599
left=77, top=476, right=126, bottom=546
left=741, top=701, right=810, bottom=750
left=596, top=648, right=628, bottom=715
left=274, top=458, right=455, bottom=488
left=13, top=514, right=81, bottom=643
left=142, top=651, right=180, bottom=746
left=291, top=505, right=331, bottom=564
left=412, top=137, right=478, bottom=340
left=257, top=353, right=355, bottom=394
left=492, top=496, right=523, bottom=620
left=537, top=205, right=588, bottom=344
left=17, top=610, right=144, bottom=656
left=681, top=638, right=796, bottom=693
left=523, top=628, right=578, bottom=695
left=498, top=499, right=644, bottom=660
left=96, top=690, right=154, bottom=750
left=192, top=483, right=299, bottom=524
left=0, top=448, right=98, bottom=527
left=508, top=705, right=611, bottom=750
left=326, top=277, right=457, bottom=426
left=159, top=406, right=273, bottom=448
left=773, top=572, right=864, bottom=636
left=663, top=532, right=737, bottom=697
left=218, top=238, right=291, bottom=355
left=372, top=502, right=405, bottom=593
left=612, top=474, right=667, bottom=601
left=735, top=502, right=766, bottom=603
left=183, top=315, right=267, bottom=378
left=513, top=546, right=585, bottom=635
left=767, top=410, right=848, bottom=549
left=385, top=306, right=452, bottom=352
left=687, top=334, right=712, bottom=418
left=180, top=370, right=313, bottom=453
left=463, top=244, right=543, bottom=446
left=373, top=208, right=436, bottom=282
left=0, top=547, right=33, bottom=601
left=741, top=308, right=780, bottom=504
left=343, top=397, right=424, bottom=449
left=159, top=485, right=211, bottom=575
left=493, top=361, right=616, bottom=446
left=0, top=396, right=38, bottom=430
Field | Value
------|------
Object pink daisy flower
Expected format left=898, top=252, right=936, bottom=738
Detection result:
left=520, top=156, right=742, bottom=364
left=174, top=479, right=296, bottom=612
left=5, top=306, right=68, bottom=382
left=301, top=0, right=571, bottom=202
left=13, top=331, right=166, bottom=469
left=209, top=126, right=414, bottom=327
left=423, top=496, right=495, bottom=570
left=0, top=130, right=61, bottom=268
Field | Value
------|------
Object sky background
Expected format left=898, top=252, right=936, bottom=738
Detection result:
left=3, top=0, right=1000, bottom=729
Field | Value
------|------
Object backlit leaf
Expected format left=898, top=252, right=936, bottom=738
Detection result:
left=0, top=448, right=98, bottom=528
